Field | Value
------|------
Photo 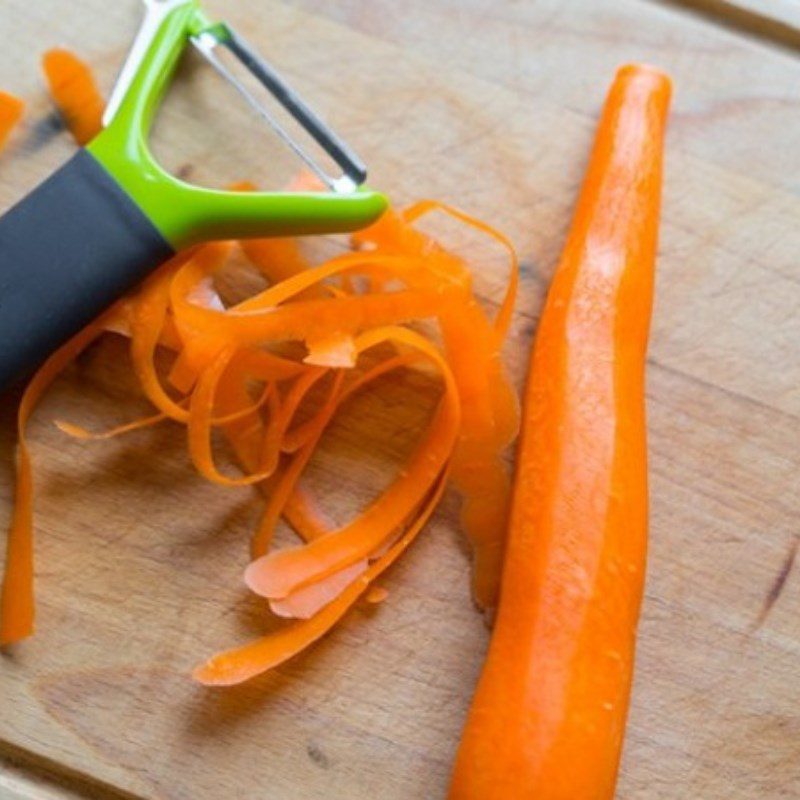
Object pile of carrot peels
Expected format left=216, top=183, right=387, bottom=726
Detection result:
left=0, top=52, right=519, bottom=685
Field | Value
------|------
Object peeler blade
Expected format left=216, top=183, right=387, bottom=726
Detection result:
left=191, top=25, right=367, bottom=194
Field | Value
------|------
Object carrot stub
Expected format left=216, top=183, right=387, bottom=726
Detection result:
left=42, top=49, right=103, bottom=145
left=449, top=63, right=671, bottom=800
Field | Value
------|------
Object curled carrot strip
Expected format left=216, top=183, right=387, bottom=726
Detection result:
left=250, top=371, right=346, bottom=558
left=282, top=488, right=332, bottom=542
left=193, top=469, right=448, bottom=686
left=353, top=208, right=520, bottom=609
left=244, top=326, right=460, bottom=599
left=41, top=50, right=103, bottom=145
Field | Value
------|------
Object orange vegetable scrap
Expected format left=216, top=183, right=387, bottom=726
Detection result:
left=0, top=53, right=520, bottom=687
left=0, top=91, right=24, bottom=150
left=42, top=49, right=103, bottom=145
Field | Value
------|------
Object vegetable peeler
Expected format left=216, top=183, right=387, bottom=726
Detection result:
left=0, top=0, right=386, bottom=391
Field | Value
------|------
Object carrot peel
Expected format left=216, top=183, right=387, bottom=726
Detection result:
left=0, top=51, right=520, bottom=684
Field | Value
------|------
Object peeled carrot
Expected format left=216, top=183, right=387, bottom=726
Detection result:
left=0, top=91, right=24, bottom=150
left=42, top=49, right=103, bottom=145
left=449, top=64, right=671, bottom=799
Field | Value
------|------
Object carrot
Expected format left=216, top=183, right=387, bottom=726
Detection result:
left=0, top=91, right=24, bottom=151
left=449, top=63, right=671, bottom=799
left=42, top=49, right=103, bottom=146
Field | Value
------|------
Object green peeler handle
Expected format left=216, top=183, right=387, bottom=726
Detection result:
left=88, top=0, right=386, bottom=249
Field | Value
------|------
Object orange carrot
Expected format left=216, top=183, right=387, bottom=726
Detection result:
left=449, top=64, right=671, bottom=799
left=42, top=49, right=103, bottom=145
left=0, top=91, right=24, bottom=150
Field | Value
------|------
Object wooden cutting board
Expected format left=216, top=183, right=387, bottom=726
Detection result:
left=2, top=1, right=799, bottom=798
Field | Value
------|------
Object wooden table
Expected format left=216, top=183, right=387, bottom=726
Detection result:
left=1, top=1, right=799, bottom=797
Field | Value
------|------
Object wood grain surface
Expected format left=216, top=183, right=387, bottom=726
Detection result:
left=1, top=1, right=799, bottom=798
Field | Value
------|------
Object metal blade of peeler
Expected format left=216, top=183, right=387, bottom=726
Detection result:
left=191, top=25, right=367, bottom=194
left=104, top=0, right=189, bottom=127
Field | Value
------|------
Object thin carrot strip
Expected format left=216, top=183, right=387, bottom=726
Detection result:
left=130, top=268, right=190, bottom=422
left=177, top=286, right=455, bottom=346
left=211, top=375, right=336, bottom=545
left=249, top=371, right=345, bottom=557
left=240, top=237, right=325, bottom=299
left=402, top=199, right=519, bottom=341
left=250, top=349, right=431, bottom=562
left=193, top=469, right=448, bottom=686
left=230, top=251, right=449, bottom=312
left=213, top=366, right=268, bottom=480
left=41, top=49, right=103, bottom=145
left=352, top=205, right=519, bottom=608
left=187, top=347, right=282, bottom=487
left=449, top=64, right=670, bottom=800
left=256, top=367, right=328, bottom=477
left=283, top=487, right=333, bottom=541
left=269, top=560, right=368, bottom=620
left=55, top=413, right=166, bottom=441
left=0, top=91, right=24, bottom=150
left=245, top=326, right=460, bottom=599
left=55, top=374, right=273, bottom=443
left=0, top=321, right=104, bottom=644
left=131, top=245, right=231, bottom=422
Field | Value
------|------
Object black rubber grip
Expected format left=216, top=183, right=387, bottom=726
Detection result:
left=0, top=150, right=173, bottom=391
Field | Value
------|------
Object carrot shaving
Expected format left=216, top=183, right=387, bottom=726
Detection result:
left=193, top=469, right=448, bottom=686
left=269, top=560, right=368, bottom=619
left=42, top=50, right=103, bottom=145
left=304, top=332, right=357, bottom=368
left=365, top=586, right=389, bottom=605
left=1, top=49, right=519, bottom=681
left=283, top=487, right=333, bottom=541
left=0, top=321, right=105, bottom=644
left=54, top=413, right=166, bottom=441
left=244, top=326, right=460, bottom=598
left=0, top=92, right=24, bottom=151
